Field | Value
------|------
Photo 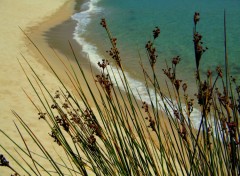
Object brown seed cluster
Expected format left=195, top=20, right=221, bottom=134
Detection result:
left=145, top=41, right=158, bottom=68
left=54, top=90, right=60, bottom=99
left=98, top=59, right=109, bottom=71
left=162, top=57, right=183, bottom=92
left=193, top=13, right=208, bottom=70
left=106, top=43, right=121, bottom=67
left=193, top=32, right=208, bottom=70
left=47, top=90, right=104, bottom=149
left=38, top=112, right=46, bottom=120
left=96, top=59, right=113, bottom=98
left=153, top=27, right=160, bottom=39
left=142, top=102, right=156, bottom=132
left=172, top=56, right=181, bottom=66
left=194, top=12, right=200, bottom=25
left=69, top=111, right=81, bottom=124
left=48, top=91, right=75, bottom=145
left=83, top=109, right=102, bottom=138
left=55, top=114, right=70, bottom=132
left=49, top=129, right=62, bottom=146
left=82, top=108, right=103, bottom=151
left=100, top=19, right=122, bottom=68
left=100, top=18, right=107, bottom=28
left=195, top=80, right=213, bottom=108
left=0, top=154, right=9, bottom=167
left=174, top=79, right=182, bottom=92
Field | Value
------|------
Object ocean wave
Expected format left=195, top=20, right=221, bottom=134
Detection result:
left=72, top=0, right=102, bottom=33
left=71, top=0, right=203, bottom=129
left=71, top=0, right=155, bottom=103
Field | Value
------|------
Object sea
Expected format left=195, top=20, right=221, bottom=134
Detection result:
left=72, top=0, right=240, bottom=128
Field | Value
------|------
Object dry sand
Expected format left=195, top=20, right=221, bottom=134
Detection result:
left=0, top=0, right=79, bottom=175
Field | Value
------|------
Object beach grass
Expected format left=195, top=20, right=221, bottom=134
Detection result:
left=1, top=12, right=240, bottom=176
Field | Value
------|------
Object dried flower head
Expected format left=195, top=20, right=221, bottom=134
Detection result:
left=174, top=79, right=182, bottom=91
left=111, top=38, right=117, bottom=46
left=96, top=73, right=113, bottom=98
left=0, top=154, right=9, bottom=166
left=142, top=101, right=149, bottom=112
left=51, top=103, right=57, bottom=109
left=148, top=119, right=156, bottom=131
left=49, top=130, right=61, bottom=146
left=70, top=112, right=81, bottom=124
left=163, top=67, right=174, bottom=81
left=100, top=18, right=107, bottom=28
left=172, top=56, right=181, bottom=66
left=145, top=41, right=158, bottom=67
left=38, top=112, right=46, bottom=120
left=62, top=102, right=69, bottom=109
left=97, top=59, right=109, bottom=71
left=193, top=32, right=208, bottom=69
left=54, top=90, right=60, bottom=99
left=153, top=27, right=160, bottom=39
left=106, top=47, right=121, bottom=67
left=194, top=12, right=200, bottom=25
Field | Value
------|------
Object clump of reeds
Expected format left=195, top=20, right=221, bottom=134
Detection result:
left=1, top=12, right=240, bottom=176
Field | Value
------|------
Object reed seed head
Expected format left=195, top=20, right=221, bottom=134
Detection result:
left=49, top=130, right=61, bottom=145
left=0, top=154, right=9, bottom=167
left=54, top=90, right=60, bottom=99
left=172, top=56, right=181, bottom=66
left=38, top=112, right=46, bottom=120
left=100, top=18, right=107, bottom=28
left=153, top=27, right=160, bottom=39
left=145, top=41, right=158, bottom=67
left=194, top=12, right=200, bottom=25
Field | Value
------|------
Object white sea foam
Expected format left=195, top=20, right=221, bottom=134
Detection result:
left=71, top=0, right=204, bottom=129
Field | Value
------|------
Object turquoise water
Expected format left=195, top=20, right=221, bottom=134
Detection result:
left=72, top=0, right=240, bottom=127
left=73, top=0, right=240, bottom=82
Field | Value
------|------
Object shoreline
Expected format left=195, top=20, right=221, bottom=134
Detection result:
left=27, top=0, right=103, bottom=107
left=26, top=0, right=183, bottom=137
left=0, top=0, right=199, bottom=174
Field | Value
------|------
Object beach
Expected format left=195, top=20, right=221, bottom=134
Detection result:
left=0, top=0, right=81, bottom=174
left=0, top=0, right=238, bottom=175
left=0, top=0, right=218, bottom=175
left=0, top=0, right=145, bottom=175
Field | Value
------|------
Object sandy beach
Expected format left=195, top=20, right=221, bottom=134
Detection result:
left=0, top=0, right=176, bottom=175
left=0, top=0, right=237, bottom=174
left=0, top=0, right=81, bottom=174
